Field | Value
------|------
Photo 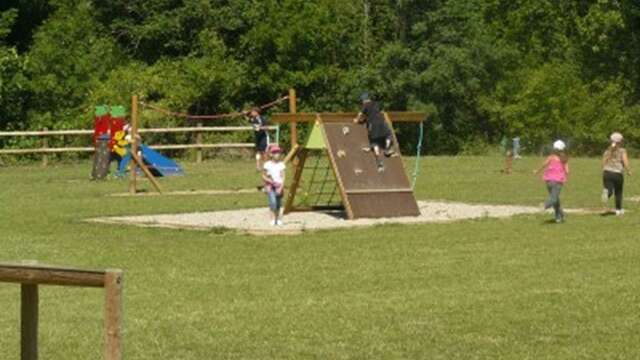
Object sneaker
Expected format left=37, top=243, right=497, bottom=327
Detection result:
left=276, top=219, right=284, bottom=226
left=384, top=148, right=395, bottom=157
left=615, top=209, right=625, bottom=216
left=270, top=220, right=276, bottom=226
left=601, top=189, right=609, bottom=203
left=377, top=164, right=385, bottom=173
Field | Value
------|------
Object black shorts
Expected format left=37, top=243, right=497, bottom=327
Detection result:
left=369, top=136, right=390, bottom=149
left=255, top=132, right=269, bottom=152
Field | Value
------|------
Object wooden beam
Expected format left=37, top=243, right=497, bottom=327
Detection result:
left=270, top=113, right=317, bottom=124
left=21, top=284, right=38, bottom=360
left=131, top=154, right=162, bottom=194
left=0, top=264, right=106, bottom=287
left=283, top=144, right=300, bottom=164
left=129, top=95, right=139, bottom=195
left=385, top=112, right=426, bottom=123
left=104, top=270, right=124, bottom=360
left=271, top=112, right=426, bottom=124
left=288, top=89, right=298, bottom=145
left=284, top=149, right=308, bottom=214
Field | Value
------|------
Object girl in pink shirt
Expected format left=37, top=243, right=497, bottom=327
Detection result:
left=534, top=140, right=569, bottom=223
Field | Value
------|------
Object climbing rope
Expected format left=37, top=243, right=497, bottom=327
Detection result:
left=411, top=121, right=424, bottom=189
left=139, top=95, right=289, bottom=121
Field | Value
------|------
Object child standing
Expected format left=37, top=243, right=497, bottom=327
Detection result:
left=263, top=145, right=286, bottom=226
left=245, top=107, right=269, bottom=171
left=534, top=140, right=569, bottom=223
left=601, top=132, right=632, bottom=216
left=353, top=92, right=394, bottom=172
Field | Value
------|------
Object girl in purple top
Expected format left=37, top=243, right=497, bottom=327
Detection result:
left=534, top=140, right=570, bottom=223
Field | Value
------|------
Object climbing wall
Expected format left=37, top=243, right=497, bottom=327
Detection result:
left=322, top=121, right=420, bottom=219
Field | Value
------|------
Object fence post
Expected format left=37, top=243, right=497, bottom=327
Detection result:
left=129, top=95, right=139, bottom=195
left=21, top=283, right=38, bottom=360
left=41, top=128, right=48, bottom=167
left=196, top=121, right=203, bottom=163
left=104, top=270, right=124, bottom=360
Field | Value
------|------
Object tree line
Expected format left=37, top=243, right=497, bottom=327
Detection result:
left=1, top=0, right=639, bottom=155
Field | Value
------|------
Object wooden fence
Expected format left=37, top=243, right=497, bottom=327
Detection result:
left=0, top=125, right=279, bottom=165
left=0, top=262, right=124, bottom=360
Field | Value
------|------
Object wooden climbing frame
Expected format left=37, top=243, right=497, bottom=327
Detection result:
left=271, top=112, right=426, bottom=219
left=0, top=262, right=124, bottom=360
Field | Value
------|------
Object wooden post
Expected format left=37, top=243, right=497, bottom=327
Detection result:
left=196, top=121, right=203, bottom=163
left=41, top=128, right=48, bottom=167
left=129, top=95, right=139, bottom=195
left=21, top=284, right=38, bottom=360
left=104, top=270, right=123, bottom=360
left=132, top=154, right=162, bottom=194
left=284, top=148, right=308, bottom=214
left=288, top=89, right=298, bottom=146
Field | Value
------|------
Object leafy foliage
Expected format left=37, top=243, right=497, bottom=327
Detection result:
left=1, top=0, right=640, bottom=153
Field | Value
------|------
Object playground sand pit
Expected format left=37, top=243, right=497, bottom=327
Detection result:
left=89, top=201, right=548, bottom=235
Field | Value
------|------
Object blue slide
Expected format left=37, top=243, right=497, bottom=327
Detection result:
left=117, top=145, right=184, bottom=177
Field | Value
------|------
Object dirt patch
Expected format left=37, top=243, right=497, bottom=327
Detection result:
left=88, top=201, right=547, bottom=236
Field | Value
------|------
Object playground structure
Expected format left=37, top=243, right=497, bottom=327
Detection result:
left=121, top=89, right=426, bottom=215
left=272, top=109, right=426, bottom=219
left=91, top=104, right=184, bottom=182
left=0, top=262, right=124, bottom=360
left=125, top=93, right=289, bottom=195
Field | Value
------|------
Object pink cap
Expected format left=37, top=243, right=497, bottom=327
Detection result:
left=269, top=144, right=282, bottom=154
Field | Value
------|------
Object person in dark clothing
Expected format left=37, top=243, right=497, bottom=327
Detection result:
left=245, top=107, right=270, bottom=171
left=353, top=93, right=394, bottom=172
left=601, top=132, right=632, bottom=215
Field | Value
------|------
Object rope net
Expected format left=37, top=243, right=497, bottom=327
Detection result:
left=293, top=149, right=342, bottom=209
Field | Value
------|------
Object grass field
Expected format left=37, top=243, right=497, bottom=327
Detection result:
left=1, top=156, right=639, bottom=359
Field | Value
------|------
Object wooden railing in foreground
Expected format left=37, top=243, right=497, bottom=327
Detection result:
left=0, top=125, right=278, bottom=165
left=0, top=262, right=124, bottom=360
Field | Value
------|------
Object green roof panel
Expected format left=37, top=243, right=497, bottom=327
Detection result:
left=304, top=122, right=326, bottom=150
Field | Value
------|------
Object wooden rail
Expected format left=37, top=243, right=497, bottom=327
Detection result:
left=271, top=112, right=427, bottom=124
left=0, top=262, right=124, bottom=360
left=0, top=125, right=278, bottom=164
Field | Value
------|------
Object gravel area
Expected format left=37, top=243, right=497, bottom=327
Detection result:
left=89, top=201, right=542, bottom=236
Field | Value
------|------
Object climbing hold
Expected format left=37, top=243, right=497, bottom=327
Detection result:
left=337, top=150, right=346, bottom=158
left=354, top=168, right=363, bottom=175
left=342, top=126, right=350, bottom=135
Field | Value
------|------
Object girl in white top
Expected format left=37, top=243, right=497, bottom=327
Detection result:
left=262, top=144, right=286, bottom=226
left=601, top=132, right=632, bottom=215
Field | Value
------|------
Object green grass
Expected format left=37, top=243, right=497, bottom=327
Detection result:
left=1, top=156, right=640, bottom=359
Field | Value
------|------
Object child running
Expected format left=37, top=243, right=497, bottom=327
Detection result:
left=263, top=144, right=286, bottom=226
left=353, top=92, right=394, bottom=172
left=245, top=107, right=269, bottom=171
left=534, top=140, right=569, bottom=223
left=601, top=132, right=632, bottom=216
